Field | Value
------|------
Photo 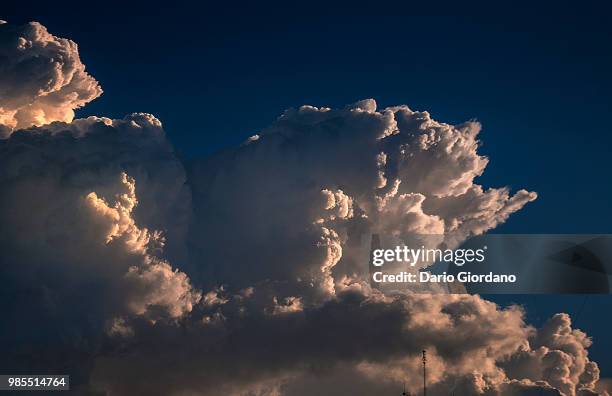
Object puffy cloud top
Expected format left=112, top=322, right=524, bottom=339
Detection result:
left=0, top=21, right=102, bottom=135
left=188, top=100, right=537, bottom=300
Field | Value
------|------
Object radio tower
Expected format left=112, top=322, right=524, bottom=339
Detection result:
left=422, top=349, right=427, bottom=396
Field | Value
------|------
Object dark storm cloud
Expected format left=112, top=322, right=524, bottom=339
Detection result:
left=0, top=20, right=606, bottom=396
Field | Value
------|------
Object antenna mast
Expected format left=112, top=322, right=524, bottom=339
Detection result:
left=422, top=349, right=427, bottom=396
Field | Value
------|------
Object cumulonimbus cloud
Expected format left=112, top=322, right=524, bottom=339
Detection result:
left=0, top=20, right=607, bottom=396
left=0, top=20, right=102, bottom=136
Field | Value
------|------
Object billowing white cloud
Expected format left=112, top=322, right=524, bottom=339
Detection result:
left=0, top=112, right=197, bottom=378
left=84, top=172, right=200, bottom=320
left=188, top=99, right=537, bottom=302
left=500, top=313, right=602, bottom=396
left=0, top=21, right=102, bottom=135
left=0, top=20, right=605, bottom=396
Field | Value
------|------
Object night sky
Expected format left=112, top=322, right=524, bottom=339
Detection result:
left=3, top=2, right=611, bottom=376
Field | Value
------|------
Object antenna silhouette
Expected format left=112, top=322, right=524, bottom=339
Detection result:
left=402, top=381, right=414, bottom=396
left=422, top=349, right=427, bottom=396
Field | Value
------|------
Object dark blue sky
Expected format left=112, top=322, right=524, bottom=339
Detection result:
left=4, top=2, right=612, bottom=373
